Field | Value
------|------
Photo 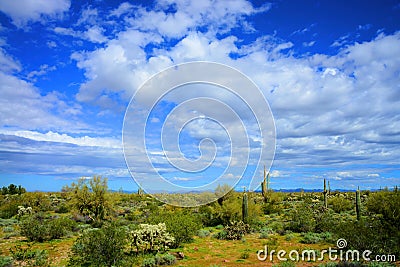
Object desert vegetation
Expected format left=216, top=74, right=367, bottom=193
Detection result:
left=0, top=177, right=398, bottom=266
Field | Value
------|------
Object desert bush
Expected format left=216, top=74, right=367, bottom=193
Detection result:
left=366, top=190, right=400, bottom=230
left=328, top=196, right=353, bottom=213
left=155, top=253, right=176, bottom=265
left=314, top=209, right=339, bottom=233
left=240, top=251, right=250, bottom=259
left=367, top=262, right=396, bottom=267
left=68, top=223, right=126, bottom=267
left=141, top=257, right=156, bottom=267
left=262, top=201, right=282, bottom=215
left=318, top=263, right=396, bottom=267
left=147, top=211, right=201, bottom=248
left=20, top=193, right=52, bottom=212
left=272, top=261, right=296, bottom=267
left=0, top=256, right=13, bottom=267
left=268, top=220, right=285, bottom=235
left=318, top=263, right=338, bottom=267
left=55, top=203, right=69, bottom=213
left=31, top=249, right=49, bottom=266
left=262, top=192, right=285, bottom=215
left=213, top=229, right=227, bottom=240
left=301, top=232, right=323, bottom=244
left=20, top=213, right=76, bottom=242
left=9, top=244, right=48, bottom=266
left=197, top=229, right=210, bottom=237
left=2, top=225, right=17, bottom=239
left=333, top=218, right=382, bottom=254
left=286, top=202, right=316, bottom=233
left=2, top=225, right=14, bottom=233
left=0, top=218, right=17, bottom=226
left=0, top=196, right=21, bottom=219
left=198, top=205, right=220, bottom=226
left=48, top=217, right=76, bottom=239
left=259, top=227, right=274, bottom=239
left=330, top=190, right=400, bottom=258
left=19, top=213, right=49, bottom=242
left=285, top=232, right=295, bottom=241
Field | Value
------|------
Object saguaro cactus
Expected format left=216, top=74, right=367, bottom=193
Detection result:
left=242, top=189, right=248, bottom=223
left=261, top=166, right=270, bottom=202
left=356, top=187, right=361, bottom=220
left=323, top=178, right=328, bottom=209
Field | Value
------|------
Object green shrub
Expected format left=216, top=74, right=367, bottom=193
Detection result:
left=0, top=218, right=17, bottom=227
left=9, top=244, right=48, bottom=266
left=214, top=230, right=227, bottom=240
left=262, top=201, right=283, bottom=215
left=318, top=263, right=338, bottom=267
left=9, top=244, right=35, bottom=260
left=20, top=214, right=49, bottom=242
left=367, top=262, right=396, bottom=267
left=301, top=232, right=323, bottom=244
left=285, top=232, right=295, bottom=241
left=314, top=209, right=338, bottom=233
left=269, top=220, right=285, bottom=235
left=32, top=249, right=49, bottom=266
left=240, top=252, right=249, bottom=259
left=332, top=218, right=384, bottom=255
left=147, top=211, right=201, bottom=248
left=141, top=257, right=156, bottom=267
left=0, top=256, right=13, bottom=267
left=272, top=261, right=296, bottom=267
left=2, top=226, right=14, bottom=233
left=328, top=196, right=353, bottom=213
left=197, top=229, right=210, bottom=237
left=55, top=203, right=69, bottom=213
left=68, top=223, right=126, bottom=267
left=20, top=214, right=75, bottom=242
left=286, top=202, right=316, bottom=233
left=301, top=232, right=333, bottom=244
left=0, top=197, right=20, bottom=219
left=259, top=227, right=274, bottom=239
left=48, top=217, right=76, bottom=239
left=155, top=253, right=176, bottom=265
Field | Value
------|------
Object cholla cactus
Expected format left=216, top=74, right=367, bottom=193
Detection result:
left=130, top=223, right=174, bottom=253
left=17, top=206, right=32, bottom=217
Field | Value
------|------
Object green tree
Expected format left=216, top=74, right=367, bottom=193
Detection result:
left=1, top=184, right=26, bottom=195
left=65, top=176, right=110, bottom=225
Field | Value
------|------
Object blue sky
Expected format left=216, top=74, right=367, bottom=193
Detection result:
left=0, top=0, right=399, bottom=192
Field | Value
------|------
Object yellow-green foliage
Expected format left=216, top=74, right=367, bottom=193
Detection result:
left=63, top=176, right=110, bottom=225
left=328, top=196, right=353, bottom=213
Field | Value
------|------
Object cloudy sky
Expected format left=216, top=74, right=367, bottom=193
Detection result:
left=0, top=0, right=399, bottom=192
